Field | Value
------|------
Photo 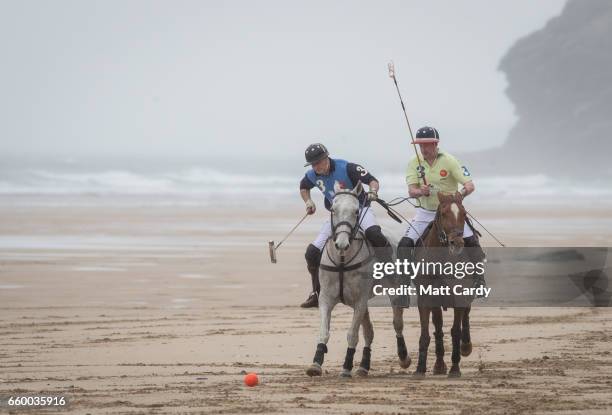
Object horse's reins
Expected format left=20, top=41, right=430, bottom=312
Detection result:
left=386, top=195, right=505, bottom=248
left=379, top=196, right=427, bottom=245
left=432, top=208, right=467, bottom=246
left=317, top=187, right=503, bottom=303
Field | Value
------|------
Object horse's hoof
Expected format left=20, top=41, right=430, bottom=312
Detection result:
left=398, top=355, right=411, bottom=369
left=460, top=342, right=472, bottom=357
left=355, top=367, right=369, bottom=377
left=340, top=369, right=352, bottom=378
left=433, top=360, right=447, bottom=375
left=448, top=367, right=461, bottom=378
left=412, top=371, right=426, bottom=379
left=306, top=363, right=322, bottom=377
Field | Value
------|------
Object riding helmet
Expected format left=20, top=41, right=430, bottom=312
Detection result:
left=412, top=126, right=440, bottom=144
left=304, top=143, right=329, bottom=167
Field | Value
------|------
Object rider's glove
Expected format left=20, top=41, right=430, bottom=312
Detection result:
left=367, top=190, right=378, bottom=202
left=305, top=199, right=316, bottom=215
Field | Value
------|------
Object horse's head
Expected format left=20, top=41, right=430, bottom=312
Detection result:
left=436, top=191, right=466, bottom=255
left=331, top=182, right=362, bottom=251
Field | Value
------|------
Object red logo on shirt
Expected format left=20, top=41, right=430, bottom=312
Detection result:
left=440, top=169, right=448, bottom=177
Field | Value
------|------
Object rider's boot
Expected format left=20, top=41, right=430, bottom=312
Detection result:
left=301, top=244, right=321, bottom=308
left=463, top=235, right=487, bottom=298
left=366, top=226, right=409, bottom=308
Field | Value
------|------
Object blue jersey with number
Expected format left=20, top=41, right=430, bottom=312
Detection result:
left=305, top=159, right=355, bottom=204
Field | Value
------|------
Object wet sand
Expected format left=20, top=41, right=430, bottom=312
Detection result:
left=1, top=196, right=611, bottom=414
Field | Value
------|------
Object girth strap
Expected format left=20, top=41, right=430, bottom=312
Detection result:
left=319, top=260, right=370, bottom=273
left=319, top=254, right=373, bottom=305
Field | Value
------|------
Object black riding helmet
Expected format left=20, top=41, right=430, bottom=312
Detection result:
left=412, top=126, right=440, bottom=144
left=304, top=143, right=329, bottom=167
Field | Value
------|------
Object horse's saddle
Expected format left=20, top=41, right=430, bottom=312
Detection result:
left=415, top=221, right=435, bottom=248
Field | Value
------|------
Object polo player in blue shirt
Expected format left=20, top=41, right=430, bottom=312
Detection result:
left=299, top=143, right=394, bottom=308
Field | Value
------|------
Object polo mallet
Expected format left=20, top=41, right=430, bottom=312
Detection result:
left=269, top=213, right=309, bottom=263
left=388, top=60, right=428, bottom=187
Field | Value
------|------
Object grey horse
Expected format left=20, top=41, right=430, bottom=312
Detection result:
left=306, top=182, right=412, bottom=377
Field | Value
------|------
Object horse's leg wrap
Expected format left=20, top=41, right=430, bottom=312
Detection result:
left=396, top=335, right=408, bottom=361
left=434, top=331, right=445, bottom=357
left=313, top=343, right=328, bottom=366
left=417, top=334, right=430, bottom=372
left=343, top=347, right=356, bottom=371
left=305, top=244, right=322, bottom=293
left=359, top=347, right=371, bottom=371
left=450, top=327, right=461, bottom=365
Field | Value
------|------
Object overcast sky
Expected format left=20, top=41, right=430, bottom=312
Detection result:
left=0, top=0, right=566, bottom=162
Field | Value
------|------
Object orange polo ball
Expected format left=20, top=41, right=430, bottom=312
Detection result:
left=244, top=372, right=258, bottom=387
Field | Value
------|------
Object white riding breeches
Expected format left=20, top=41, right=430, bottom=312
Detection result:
left=404, top=208, right=473, bottom=241
left=312, top=208, right=378, bottom=250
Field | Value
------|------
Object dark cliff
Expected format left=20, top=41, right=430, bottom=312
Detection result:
left=469, top=0, right=612, bottom=177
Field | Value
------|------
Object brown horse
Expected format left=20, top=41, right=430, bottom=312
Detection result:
left=412, top=191, right=475, bottom=378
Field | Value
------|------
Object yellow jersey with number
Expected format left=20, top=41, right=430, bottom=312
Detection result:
left=405, top=151, right=473, bottom=211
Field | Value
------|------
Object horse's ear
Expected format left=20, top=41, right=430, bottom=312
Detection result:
left=352, top=181, right=363, bottom=196
left=437, top=192, right=445, bottom=203
left=454, top=191, right=462, bottom=203
left=334, top=181, right=343, bottom=194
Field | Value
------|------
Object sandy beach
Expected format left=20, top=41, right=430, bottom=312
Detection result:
left=3, top=0, right=612, bottom=412
left=1, top=195, right=612, bottom=414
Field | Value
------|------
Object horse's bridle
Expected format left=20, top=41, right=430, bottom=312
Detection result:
left=432, top=206, right=465, bottom=246
left=330, top=190, right=363, bottom=244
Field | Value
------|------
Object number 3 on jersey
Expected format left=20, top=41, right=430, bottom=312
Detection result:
left=316, top=179, right=326, bottom=192
left=416, top=165, right=425, bottom=179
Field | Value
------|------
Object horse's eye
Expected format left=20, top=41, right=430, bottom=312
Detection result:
left=355, top=209, right=359, bottom=216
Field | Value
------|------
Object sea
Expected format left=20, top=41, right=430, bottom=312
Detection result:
left=1, top=155, right=611, bottom=209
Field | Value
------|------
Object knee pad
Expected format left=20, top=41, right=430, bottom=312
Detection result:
left=398, top=236, right=415, bottom=248
left=463, top=236, right=485, bottom=262
left=398, top=237, right=415, bottom=261
left=463, top=235, right=479, bottom=247
left=305, top=243, right=322, bottom=268
left=366, top=226, right=393, bottom=263
left=365, top=226, right=389, bottom=248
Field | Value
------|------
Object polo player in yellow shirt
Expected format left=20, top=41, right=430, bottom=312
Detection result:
left=397, top=126, right=486, bottom=293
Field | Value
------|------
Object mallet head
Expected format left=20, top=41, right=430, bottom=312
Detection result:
left=388, top=61, right=395, bottom=78
left=268, top=240, right=277, bottom=263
